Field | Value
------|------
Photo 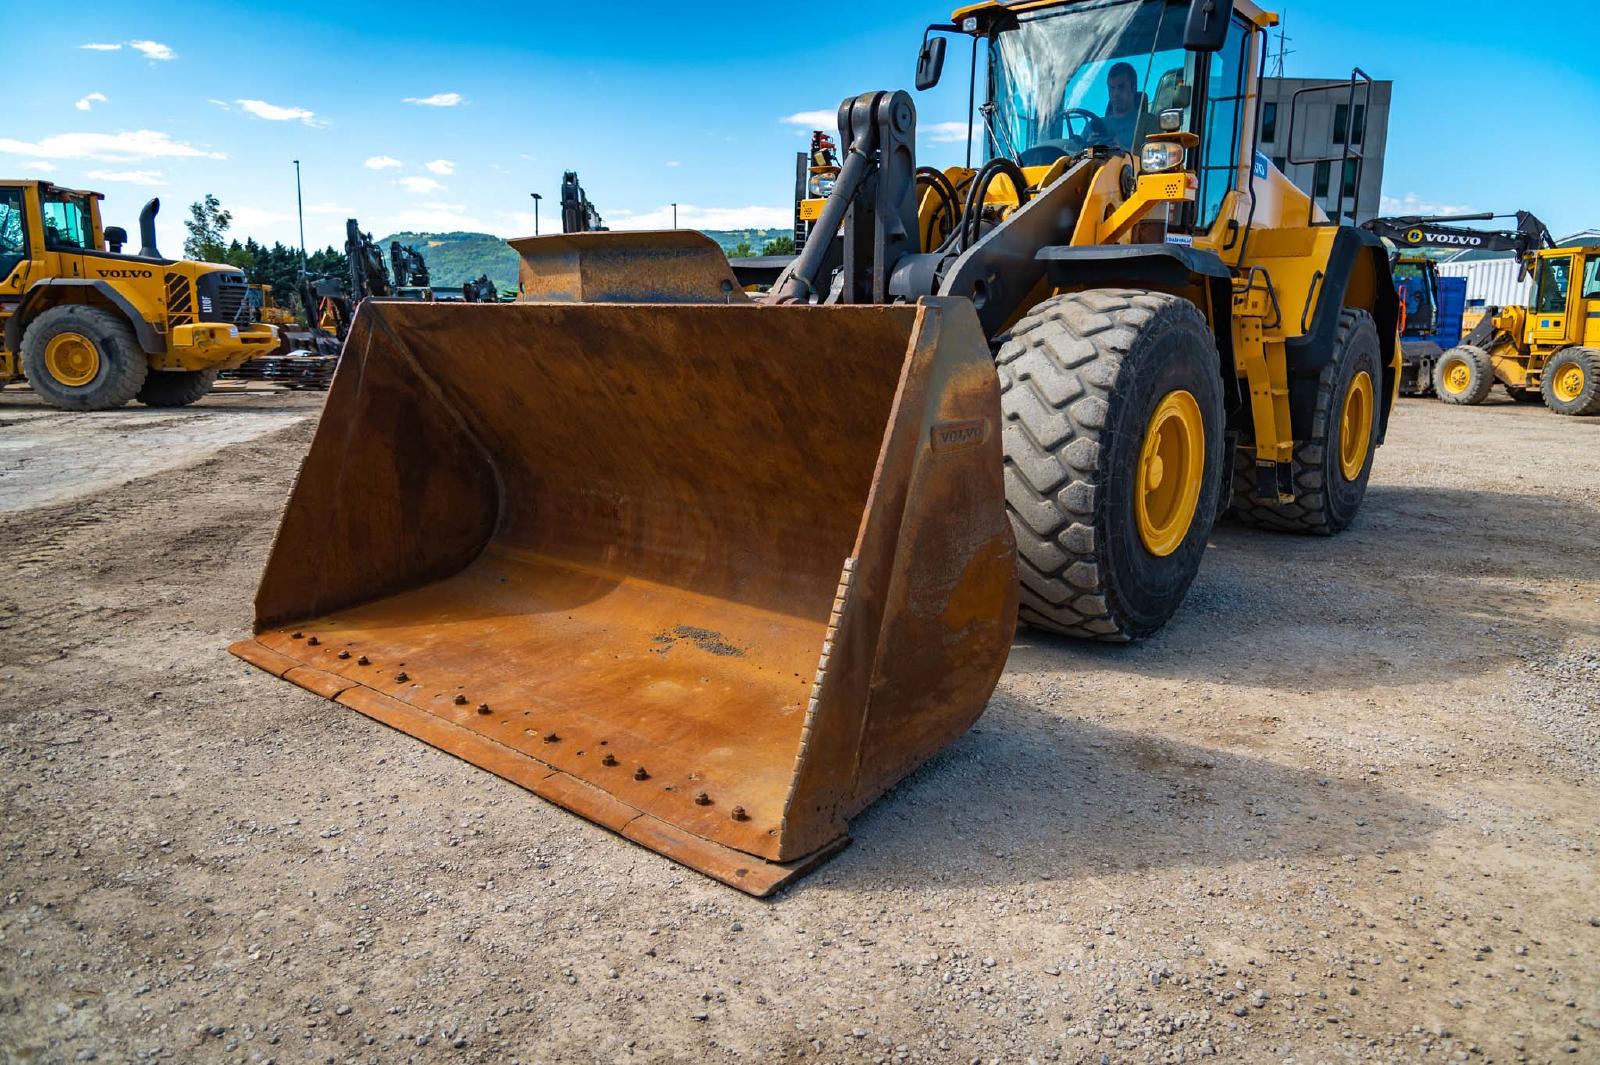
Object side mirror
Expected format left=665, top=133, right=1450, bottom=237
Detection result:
left=104, top=225, right=128, bottom=253
left=915, top=34, right=948, bottom=91
left=1183, top=0, right=1236, bottom=52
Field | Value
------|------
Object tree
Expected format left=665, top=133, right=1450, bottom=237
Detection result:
left=729, top=240, right=754, bottom=259
left=760, top=235, right=796, bottom=256
left=183, top=193, right=233, bottom=263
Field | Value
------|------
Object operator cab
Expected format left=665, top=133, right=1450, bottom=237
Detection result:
left=956, top=0, right=1256, bottom=235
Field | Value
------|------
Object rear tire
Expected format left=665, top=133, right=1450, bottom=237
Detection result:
left=137, top=369, right=218, bottom=407
left=19, top=305, right=148, bottom=411
left=1434, top=344, right=1494, bottom=405
left=995, top=289, right=1224, bottom=642
left=1540, top=347, right=1600, bottom=415
left=1230, top=308, right=1383, bottom=535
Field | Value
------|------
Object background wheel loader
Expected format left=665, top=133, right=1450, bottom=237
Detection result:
left=232, top=0, right=1396, bottom=894
left=1434, top=244, right=1600, bottom=415
left=0, top=181, right=278, bottom=411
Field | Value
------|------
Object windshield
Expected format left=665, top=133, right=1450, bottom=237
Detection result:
left=987, top=0, right=1194, bottom=167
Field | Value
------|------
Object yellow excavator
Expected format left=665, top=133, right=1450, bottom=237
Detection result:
left=232, top=0, right=1398, bottom=894
left=0, top=182, right=278, bottom=410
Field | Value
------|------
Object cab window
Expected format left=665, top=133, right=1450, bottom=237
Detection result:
left=0, top=187, right=27, bottom=279
left=42, top=192, right=94, bottom=251
left=1195, top=16, right=1250, bottom=231
left=1582, top=256, right=1600, bottom=300
left=1533, top=256, right=1571, bottom=315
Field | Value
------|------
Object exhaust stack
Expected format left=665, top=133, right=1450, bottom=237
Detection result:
left=137, top=198, right=161, bottom=259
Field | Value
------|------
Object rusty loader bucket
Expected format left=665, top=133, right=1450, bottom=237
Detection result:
left=231, top=292, right=1016, bottom=895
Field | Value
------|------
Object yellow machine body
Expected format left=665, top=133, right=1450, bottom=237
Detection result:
left=0, top=180, right=277, bottom=393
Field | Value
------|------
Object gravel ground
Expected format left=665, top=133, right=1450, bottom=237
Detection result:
left=1, top=387, right=1596, bottom=1065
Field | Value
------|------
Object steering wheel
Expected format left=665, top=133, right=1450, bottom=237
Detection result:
left=1015, top=108, right=1113, bottom=167
left=1060, top=107, right=1111, bottom=146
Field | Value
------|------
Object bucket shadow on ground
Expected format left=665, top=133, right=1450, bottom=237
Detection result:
left=808, top=691, right=1445, bottom=894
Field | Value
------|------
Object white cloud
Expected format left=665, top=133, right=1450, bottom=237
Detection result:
left=665, top=160, right=681, bottom=168
left=1379, top=192, right=1481, bottom=218
left=75, top=92, right=109, bottom=112
left=363, top=155, right=403, bottom=170
left=610, top=204, right=791, bottom=231
left=80, top=43, right=123, bottom=52
left=86, top=169, right=166, bottom=186
left=398, top=176, right=446, bottom=194
left=780, top=110, right=836, bottom=128
left=423, top=159, right=455, bottom=175
left=207, top=98, right=230, bottom=109
left=235, top=99, right=323, bottom=126
left=403, top=92, right=463, bottom=107
left=0, top=130, right=226, bottom=162
left=128, top=40, right=176, bottom=61
left=924, top=121, right=971, bottom=144
left=383, top=202, right=487, bottom=232
left=23, top=161, right=56, bottom=172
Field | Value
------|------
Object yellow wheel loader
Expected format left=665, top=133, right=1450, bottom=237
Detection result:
left=1436, top=244, right=1600, bottom=415
left=232, top=0, right=1397, bottom=894
left=0, top=181, right=278, bottom=411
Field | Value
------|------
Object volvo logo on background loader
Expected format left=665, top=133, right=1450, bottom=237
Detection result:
left=94, top=268, right=154, bottom=279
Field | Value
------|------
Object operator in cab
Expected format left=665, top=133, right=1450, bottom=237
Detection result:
left=1101, top=61, right=1149, bottom=152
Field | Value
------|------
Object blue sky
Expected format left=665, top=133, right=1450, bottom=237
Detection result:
left=4, top=0, right=1597, bottom=255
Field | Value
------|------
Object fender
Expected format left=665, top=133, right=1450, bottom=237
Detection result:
left=1035, top=242, right=1237, bottom=382
left=1284, top=227, right=1400, bottom=440
left=5, top=278, right=164, bottom=355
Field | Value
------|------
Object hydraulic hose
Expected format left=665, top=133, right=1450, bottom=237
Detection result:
left=914, top=166, right=960, bottom=250
left=959, top=158, right=1030, bottom=252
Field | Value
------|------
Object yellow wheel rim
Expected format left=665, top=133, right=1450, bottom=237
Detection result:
left=1441, top=359, right=1471, bottom=396
left=43, top=332, right=101, bottom=387
left=1136, top=389, right=1205, bottom=558
left=1339, top=371, right=1374, bottom=481
left=1553, top=363, right=1586, bottom=403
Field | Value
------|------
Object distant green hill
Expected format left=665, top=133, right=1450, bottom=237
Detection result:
left=379, top=228, right=793, bottom=292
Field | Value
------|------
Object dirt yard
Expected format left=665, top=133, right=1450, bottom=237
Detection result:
left=1, top=385, right=1596, bottom=1065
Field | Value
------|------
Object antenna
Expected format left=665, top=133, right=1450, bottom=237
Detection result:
left=1269, top=16, right=1295, bottom=78
left=293, top=159, right=307, bottom=278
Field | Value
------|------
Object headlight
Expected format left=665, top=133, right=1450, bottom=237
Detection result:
left=1140, top=141, right=1185, bottom=173
left=807, top=173, right=836, bottom=198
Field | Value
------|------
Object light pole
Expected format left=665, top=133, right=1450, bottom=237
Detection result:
left=293, top=159, right=307, bottom=277
left=531, top=192, right=542, bottom=235
left=671, top=202, right=678, bottom=229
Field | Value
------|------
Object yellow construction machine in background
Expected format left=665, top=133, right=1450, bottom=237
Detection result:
left=1437, top=244, right=1600, bottom=415
left=233, top=0, right=1398, bottom=894
left=0, top=181, right=278, bottom=410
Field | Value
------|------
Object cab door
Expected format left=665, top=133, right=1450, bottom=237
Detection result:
left=1580, top=254, right=1600, bottom=348
left=1528, top=252, right=1580, bottom=348
left=1, top=185, right=34, bottom=371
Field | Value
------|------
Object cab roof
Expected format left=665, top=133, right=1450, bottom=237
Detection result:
left=2, top=179, right=104, bottom=200
left=950, top=0, right=1278, bottom=30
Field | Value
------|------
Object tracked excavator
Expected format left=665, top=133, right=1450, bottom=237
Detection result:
left=232, top=0, right=1398, bottom=894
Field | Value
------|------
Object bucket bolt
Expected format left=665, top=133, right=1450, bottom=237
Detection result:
left=633, top=767, right=650, bottom=781
left=395, top=671, right=409, bottom=683
left=477, top=703, right=491, bottom=715
left=543, top=732, right=559, bottom=743
left=694, top=792, right=712, bottom=806
left=730, top=806, right=749, bottom=822
left=357, top=656, right=370, bottom=666
left=291, top=631, right=303, bottom=640
left=454, top=694, right=468, bottom=705
left=337, top=650, right=351, bottom=660
left=602, top=754, right=618, bottom=767
left=306, top=636, right=320, bottom=646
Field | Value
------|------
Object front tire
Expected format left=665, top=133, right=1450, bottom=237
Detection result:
left=995, top=289, right=1224, bottom=642
left=19, top=305, right=148, bottom=411
left=1230, top=309, right=1383, bottom=535
left=1540, top=347, right=1600, bottom=415
left=137, top=368, right=218, bottom=407
left=1434, top=344, right=1494, bottom=405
